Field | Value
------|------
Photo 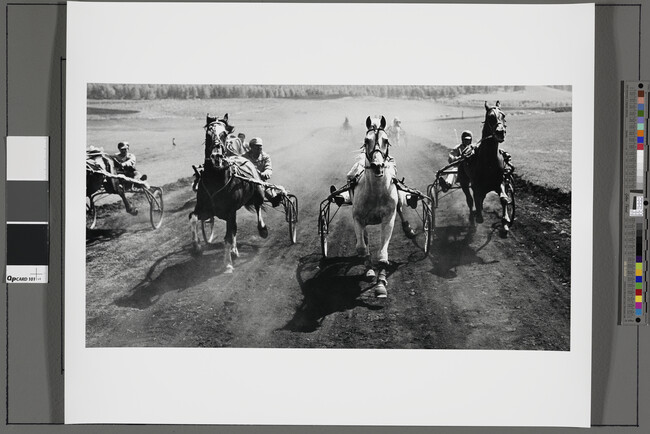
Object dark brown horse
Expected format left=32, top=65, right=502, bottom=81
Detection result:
left=189, top=114, right=267, bottom=273
left=86, top=149, right=137, bottom=215
left=459, top=101, right=513, bottom=233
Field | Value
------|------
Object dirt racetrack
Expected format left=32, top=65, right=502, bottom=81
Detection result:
left=86, top=122, right=571, bottom=350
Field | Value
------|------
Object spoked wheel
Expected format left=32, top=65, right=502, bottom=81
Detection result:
left=284, top=194, right=298, bottom=244
left=421, top=201, right=434, bottom=255
left=202, top=217, right=215, bottom=244
left=318, top=205, right=329, bottom=258
left=86, top=196, right=97, bottom=230
left=148, top=187, right=164, bottom=229
left=505, top=178, right=516, bottom=225
left=427, top=181, right=440, bottom=209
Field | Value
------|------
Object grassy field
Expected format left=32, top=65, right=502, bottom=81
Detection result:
left=87, top=89, right=572, bottom=194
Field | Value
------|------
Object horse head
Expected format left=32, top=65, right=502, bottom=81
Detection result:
left=204, top=113, right=234, bottom=168
left=364, top=115, right=390, bottom=177
left=483, top=101, right=507, bottom=143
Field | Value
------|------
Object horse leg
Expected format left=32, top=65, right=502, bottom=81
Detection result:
left=353, top=219, right=374, bottom=280
left=473, top=189, right=486, bottom=224
left=377, top=215, right=396, bottom=264
left=460, top=183, right=475, bottom=224
left=500, top=182, right=512, bottom=233
left=189, top=213, right=202, bottom=255
left=223, top=214, right=236, bottom=273
left=375, top=216, right=396, bottom=298
left=117, top=184, right=137, bottom=215
left=375, top=264, right=388, bottom=298
left=397, top=192, right=415, bottom=239
left=255, top=202, right=268, bottom=239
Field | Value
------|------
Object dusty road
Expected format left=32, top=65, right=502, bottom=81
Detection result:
left=86, top=124, right=570, bottom=349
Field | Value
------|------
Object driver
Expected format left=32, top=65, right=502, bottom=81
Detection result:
left=439, top=130, right=474, bottom=192
left=243, top=137, right=282, bottom=206
left=114, top=141, right=146, bottom=181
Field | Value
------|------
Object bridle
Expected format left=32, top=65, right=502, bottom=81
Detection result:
left=483, top=106, right=507, bottom=141
left=202, top=120, right=236, bottom=200
left=364, top=126, right=391, bottom=168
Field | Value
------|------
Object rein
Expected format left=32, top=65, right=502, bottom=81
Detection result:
left=363, top=127, right=390, bottom=167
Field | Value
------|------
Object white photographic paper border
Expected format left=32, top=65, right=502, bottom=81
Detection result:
left=66, top=2, right=594, bottom=426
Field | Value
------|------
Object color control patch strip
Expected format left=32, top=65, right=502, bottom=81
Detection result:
left=621, top=83, right=648, bottom=325
left=5, top=136, right=49, bottom=283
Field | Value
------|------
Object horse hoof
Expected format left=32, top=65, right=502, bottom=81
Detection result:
left=258, top=226, right=269, bottom=239
left=231, top=249, right=239, bottom=258
left=365, top=268, right=376, bottom=281
left=224, top=265, right=234, bottom=274
left=475, top=214, right=484, bottom=224
left=402, top=222, right=416, bottom=239
left=191, top=242, right=203, bottom=256
left=375, top=283, right=388, bottom=298
left=128, top=208, right=138, bottom=216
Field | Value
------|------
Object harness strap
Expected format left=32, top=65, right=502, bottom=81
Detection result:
left=85, top=163, right=150, bottom=188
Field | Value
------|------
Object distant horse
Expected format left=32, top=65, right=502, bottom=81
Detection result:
left=350, top=115, right=406, bottom=298
left=459, top=101, right=512, bottom=233
left=86, top=148, right=137, bottom=215
left=189, top=114, right=268, bottom=273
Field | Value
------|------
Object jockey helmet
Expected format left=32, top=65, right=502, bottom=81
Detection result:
left=118, top=141, right=129, bottom=150
left=249, top=137, right=263, bottom=147
left=461, top=131, right=472, bottom=141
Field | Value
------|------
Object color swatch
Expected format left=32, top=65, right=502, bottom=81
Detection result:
left=5, top=136, right=49, bottom=283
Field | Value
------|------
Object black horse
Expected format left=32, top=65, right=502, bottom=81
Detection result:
left=189, top=114, right=267, bottom=273
left=459, top=101, right=513, bottom=233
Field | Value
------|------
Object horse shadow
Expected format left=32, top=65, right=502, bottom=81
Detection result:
left=429, top=225, right=498, bottom=278
left=169, top=198, right=197, bottom=213
left=86, top=228, right=127, bottom=245
left=282, top=254, right=397, bottom=333
left=114, top=242, right=259, bottom=310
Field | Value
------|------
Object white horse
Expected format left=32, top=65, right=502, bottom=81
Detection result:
left=350, top=116, right=400, bottom=298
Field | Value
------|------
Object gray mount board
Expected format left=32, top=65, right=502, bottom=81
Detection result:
left=1, top=0, right=648, bottom=433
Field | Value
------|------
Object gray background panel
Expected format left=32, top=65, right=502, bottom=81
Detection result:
left=1, top=0, right=648, bottom=432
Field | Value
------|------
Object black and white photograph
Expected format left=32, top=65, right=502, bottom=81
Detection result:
left=85, top=84, right=572, bottom=350
left=66, top=2, right=594, bottom=426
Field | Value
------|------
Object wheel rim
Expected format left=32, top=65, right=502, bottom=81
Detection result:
left=423, top=206, right=432, bottom=255
left=149, top=189, right=164, bottom=229
left=288, top=205, right=297, bottom=244
left=505, top=182, right=515, bottom=224
left=319, top=217, right=328, bottom=257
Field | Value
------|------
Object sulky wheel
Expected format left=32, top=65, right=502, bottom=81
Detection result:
left=86, top=196, right=97, bottom=230
left=201, top=217, right=215, bottom=244
left=505, top=179, right=516, bottom=224
left=319, top=212, right=328, bottom=258
left=149, top=187, right=164, bottom=229
left=427, top=182, right=439, bottom=209
left=286, top=195, right=298, bottom=244
left=422, top=202, right=434, bottom=255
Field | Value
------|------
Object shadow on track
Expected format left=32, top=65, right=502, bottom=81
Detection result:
left=283, top=254, right=399, bottom=333
left=430, top=225, right=498, bottom=278
left=115, top=242, right=259, bottom=310
left=86, top=228, right=127, bottom=245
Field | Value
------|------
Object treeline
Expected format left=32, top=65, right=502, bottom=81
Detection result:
left=87, top=84, right=531, bottom=100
